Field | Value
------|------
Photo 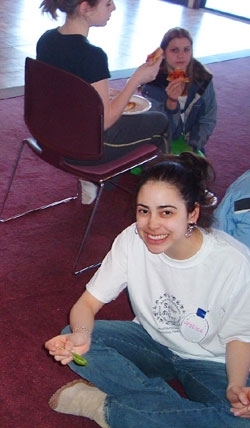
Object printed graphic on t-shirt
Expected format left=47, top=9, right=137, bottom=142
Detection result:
left=152, top=293, right=186, bottom=333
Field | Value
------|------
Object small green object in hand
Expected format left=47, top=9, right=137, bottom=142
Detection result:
left=57, top=346, right=88, bottom=366
left=71, top=352, right=88, bottom=366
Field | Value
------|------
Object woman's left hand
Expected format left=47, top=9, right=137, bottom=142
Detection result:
left=45, top=333, right=91, bottom=365
left=227, top=385, right=250, bottom=418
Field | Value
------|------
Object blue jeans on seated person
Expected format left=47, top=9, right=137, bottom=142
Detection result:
left=62, top=320, right=250, bottom=428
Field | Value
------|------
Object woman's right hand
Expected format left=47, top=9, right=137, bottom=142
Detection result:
left=45, top=332, right=91, bottom=365
left=132, top=56, right=163, bottom=86
left=166, top=78, right=185, bottom=101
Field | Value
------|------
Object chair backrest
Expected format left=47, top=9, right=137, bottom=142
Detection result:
left=24, top=57, right=104, bottom=162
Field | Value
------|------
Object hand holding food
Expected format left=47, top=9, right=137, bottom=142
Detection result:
left=57, top=346, right=88, bottom=366
left=166, top=69, right=188, bottom=102
left=45, top=332, right=91, bottom=366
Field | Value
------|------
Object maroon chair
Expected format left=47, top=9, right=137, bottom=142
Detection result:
left=0, top=57, right=161, bottom=274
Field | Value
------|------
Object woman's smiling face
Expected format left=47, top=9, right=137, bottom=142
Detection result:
left=136, top=180, right=198, bottom=259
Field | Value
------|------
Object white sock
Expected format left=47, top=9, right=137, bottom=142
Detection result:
left=79, top=180, right=97, bottom=205
left=49, top=380, right=109, bottom=428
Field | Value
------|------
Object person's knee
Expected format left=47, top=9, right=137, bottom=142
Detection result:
left=149, top=111, right=169, bottom=133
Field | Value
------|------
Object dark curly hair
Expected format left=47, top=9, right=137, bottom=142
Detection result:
left=137, top=152, right=217, bottom=229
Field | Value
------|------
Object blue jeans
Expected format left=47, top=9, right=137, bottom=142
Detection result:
left=62, top=321, right=250, bottom=428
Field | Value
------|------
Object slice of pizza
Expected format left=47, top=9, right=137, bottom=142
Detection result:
left=124, top=101, right=136, bottom=112
left=167, top=69, right=189, bottom=82
left=146, top=47, right=163, bottom=64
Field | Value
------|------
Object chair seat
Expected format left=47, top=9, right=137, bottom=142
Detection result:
left=63, top=143, right=160, bottom=182
left=26, top=137, right=160, bottom=183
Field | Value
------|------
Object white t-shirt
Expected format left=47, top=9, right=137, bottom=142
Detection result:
left=87, top=224, right=250, bottom=363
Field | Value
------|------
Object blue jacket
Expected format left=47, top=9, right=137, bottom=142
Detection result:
left=142, top=59, right=217, bottom=151
left=213, top=170, right=250, bottom=247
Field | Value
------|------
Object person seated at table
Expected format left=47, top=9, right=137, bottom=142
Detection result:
left=141, top=27, right=217, bottom=155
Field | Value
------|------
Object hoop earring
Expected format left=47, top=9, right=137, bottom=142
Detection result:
left=185, top=222, right=196, bottom=238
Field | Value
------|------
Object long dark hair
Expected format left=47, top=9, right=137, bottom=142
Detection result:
left=137, top=152, right=216, bottom=229
left=40, top=0, right=99, bottom=19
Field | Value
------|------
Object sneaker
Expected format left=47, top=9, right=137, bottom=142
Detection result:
left=78, top=180, right=97, bottom=205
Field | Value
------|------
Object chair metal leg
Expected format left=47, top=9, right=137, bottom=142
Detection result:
left=0, top=196, right=77, bottom=223
left=72, top=175, right=140, bottom=275
left=0, top=140, right=77, bottom=222
left=72, top=182, right=105, bottom=275
left=0, top=140, right=25, bottom=221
